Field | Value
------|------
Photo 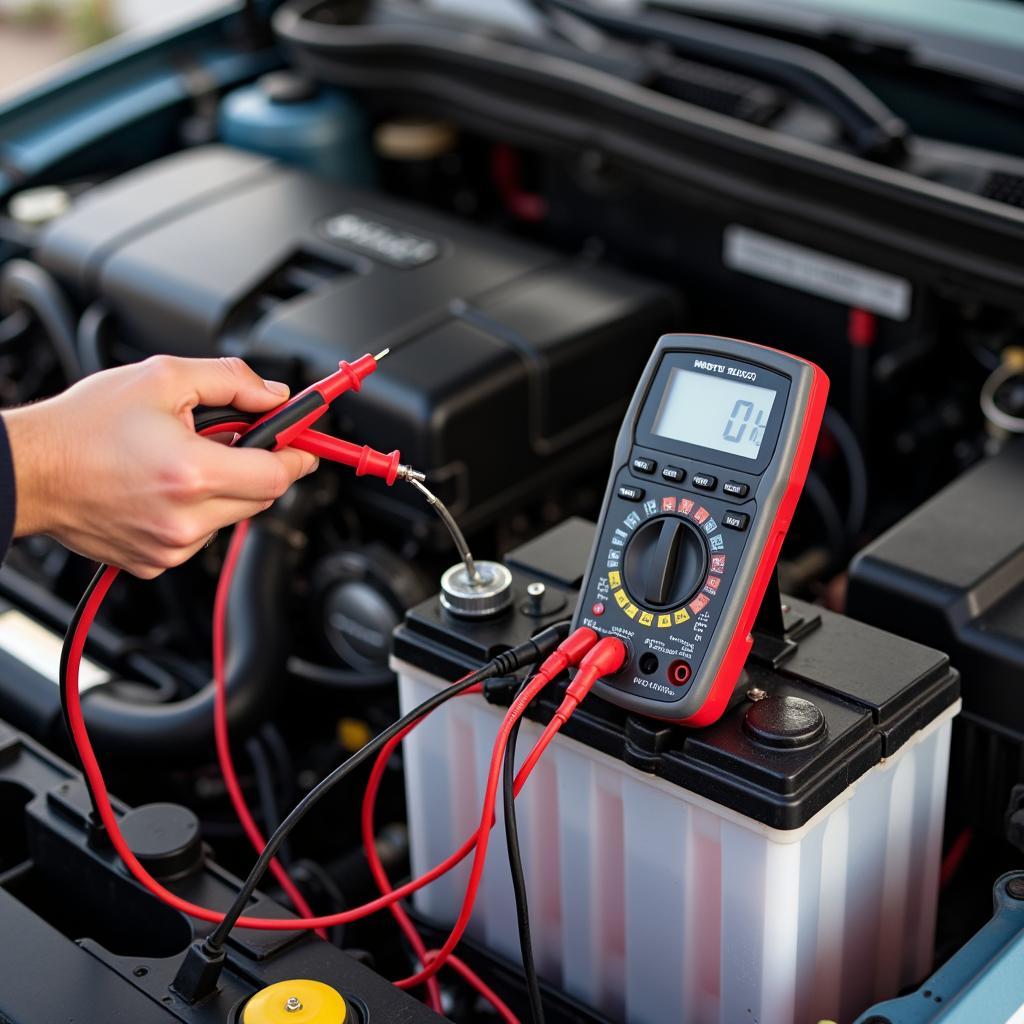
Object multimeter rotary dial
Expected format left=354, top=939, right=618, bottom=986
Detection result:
left=622, top=516, right=707, bottom=610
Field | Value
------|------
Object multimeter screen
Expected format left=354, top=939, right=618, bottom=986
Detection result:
left=651, top=368, right=778, bottom=460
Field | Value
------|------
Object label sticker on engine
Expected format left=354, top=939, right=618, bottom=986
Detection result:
left=319, top=211, right=440, bottom=268
left=723, top=225, right=911, bottom=321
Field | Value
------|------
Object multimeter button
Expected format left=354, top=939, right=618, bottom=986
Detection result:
left=723, top=481, right=749, bottom=498
left=692, top=473, right=717, bottom=491
left=661, top=465, right=685, bottom=483
left=723, top=510, right=750, bottom=531
left=632, top=456, right=656, bottom=474
left=617, top=485, right=645, bottom=502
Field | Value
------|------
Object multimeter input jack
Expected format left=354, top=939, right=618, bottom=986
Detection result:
left=638, top=653, right=659, bottom=675
left=668, top=660, right=692, bottom=687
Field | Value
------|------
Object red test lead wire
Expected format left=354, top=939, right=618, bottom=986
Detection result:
left=360, top=681, right=492, bottom=1017
left=65, top=568, right=470, bottom=929
left=62, top=564, right=603, bottom=931
left=211, top=519, right=325, bottom=939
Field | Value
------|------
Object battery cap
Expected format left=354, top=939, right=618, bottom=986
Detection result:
left=243, top=979, right=347, bottom=1024
left=743, top=694, right=825, bottom=749
left=120, top=802, right=203, bottom=880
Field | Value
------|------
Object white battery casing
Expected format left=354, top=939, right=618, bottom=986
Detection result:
left=395, top=658, right=957, bottom=1024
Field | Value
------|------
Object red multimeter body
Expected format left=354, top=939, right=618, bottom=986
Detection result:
left=572, top=334, right=829, bottom=725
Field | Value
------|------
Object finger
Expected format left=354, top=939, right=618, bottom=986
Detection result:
left=152, top=355, right=291, bottom=414
left=191, top=436, right=318, bottom=501
left=127, top=563, right=166, bottom=581
left=173, top=511, right=264, bottom=568
left=191, top=498, right=275, bottom=536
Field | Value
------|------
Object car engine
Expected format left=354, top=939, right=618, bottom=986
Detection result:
left=0, top=1, right=1021, bottom=1021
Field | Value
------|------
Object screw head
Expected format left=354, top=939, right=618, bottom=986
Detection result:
left=747, top=687, right=768, bottom=702
left=285, top=995, right=303, bottom=1012
left=1007, top=876, right=1024, bottom=900
left=527, top=582, right=546, bottom=598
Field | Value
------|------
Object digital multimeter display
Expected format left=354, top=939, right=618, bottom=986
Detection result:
left=651, top=368, right=778, bottom=460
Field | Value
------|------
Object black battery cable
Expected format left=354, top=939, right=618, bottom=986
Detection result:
left=503, top=677, right=547, bottom=1024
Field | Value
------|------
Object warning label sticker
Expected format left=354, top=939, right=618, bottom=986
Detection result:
left=723, top=225, right=911, bottom=321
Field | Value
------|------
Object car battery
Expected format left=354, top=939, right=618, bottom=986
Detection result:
left=391, top=518, right=961, bottom=1024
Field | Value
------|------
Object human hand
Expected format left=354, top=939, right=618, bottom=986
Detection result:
left=4, top=355, right=318, bottom=577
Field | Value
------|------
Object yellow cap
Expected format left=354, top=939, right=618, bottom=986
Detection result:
left=337, top=717, right=373, bottom=752
left=1003, top=346, right=1024, bottom=372
left=243, top=980, right=347, bottom=1024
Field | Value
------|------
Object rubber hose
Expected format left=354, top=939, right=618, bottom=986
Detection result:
left=75, top=489, right=309, bottom=757
left=76, top=301, right=112, bottom=376
left=0, top=259, right=82, bottom=381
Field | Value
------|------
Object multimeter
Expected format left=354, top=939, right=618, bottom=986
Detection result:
left=572, top=334, right=829, bottom=726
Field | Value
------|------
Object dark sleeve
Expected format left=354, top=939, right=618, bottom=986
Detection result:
left=0, top=415, right=15, bottom=562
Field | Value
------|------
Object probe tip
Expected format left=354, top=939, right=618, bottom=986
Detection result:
left=373, top=347, right=391, bottom=362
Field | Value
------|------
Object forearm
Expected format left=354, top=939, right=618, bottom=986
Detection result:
left=0, top=413, right=16, bottom=560
left=4, top=402, right=66, bottom=539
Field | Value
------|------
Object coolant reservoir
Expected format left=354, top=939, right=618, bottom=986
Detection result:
left=219, top=72, right=373, bottom=185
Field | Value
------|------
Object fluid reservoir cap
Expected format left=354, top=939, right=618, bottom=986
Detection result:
left=743, top=695, right=826, bottom=749
left=119, top=803, right=203, bottom=880
left=325, top=580, right=398, bottom=668
left=243, top=980, right=347, bottom=1024
left=259, top=71, right=317, bottom=104
left=440, top=561, right=513, bottom=618
left=374, top=116, right=458, bottom=161
left=8, top=185, right=71, bottom=226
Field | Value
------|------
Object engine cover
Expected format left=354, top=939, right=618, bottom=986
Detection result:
left=37, top=146, right=677, bottom=535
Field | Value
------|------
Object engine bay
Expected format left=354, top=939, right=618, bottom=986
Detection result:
left=0, top=1, right=1022, bottom=1021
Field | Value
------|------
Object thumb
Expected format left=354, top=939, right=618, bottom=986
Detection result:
left=174, top=356, right=291, bottom=414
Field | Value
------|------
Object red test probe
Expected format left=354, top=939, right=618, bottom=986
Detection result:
left=238, top=350, right=378, bottom=449
left=197, top=349, right=423, bottom=485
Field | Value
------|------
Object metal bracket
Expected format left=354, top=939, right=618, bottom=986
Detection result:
left=749, top=568, right=821, bottom=671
